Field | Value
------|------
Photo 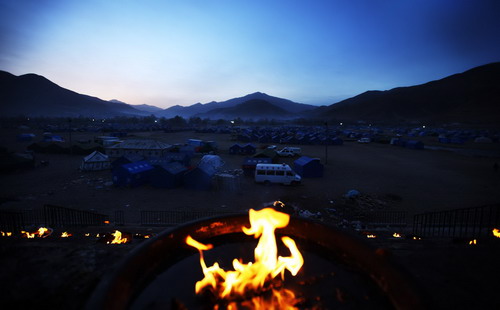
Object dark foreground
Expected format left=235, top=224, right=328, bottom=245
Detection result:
left=1, top=227, right=499, bottom=310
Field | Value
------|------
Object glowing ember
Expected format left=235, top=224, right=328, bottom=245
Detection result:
left=61, top=232, right=72, bottom=238
left=21, top=230, right=35, bottom=238
left=186, top=207, right=304, bottom=308
left=367, top=234, right=377, bottom=239
left=469, top=239, right=477, bottom=245
left=493, top=228, right=500, bottom=238
left=107, top=230, right=128, bottom=244
left=104, top=220, right=110, bottom=224
left=412, top=236, right=421, bottom=240
left=85, top=233, right=90, bottom=237
left=392, top=233, right=402, bottom=238
left=37, top=227, right=49, bottom=237
left=1, top=231, right=12, bottom=237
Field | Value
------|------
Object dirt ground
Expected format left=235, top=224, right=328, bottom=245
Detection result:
left=1, top=128, right=500, bottom=309
left=1, top=129, right=499, bottom=219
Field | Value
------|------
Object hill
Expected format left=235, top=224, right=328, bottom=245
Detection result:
left=311, top=62, right=500, bottom=124
left=194, top=99, right=294, bottom=120
left=0, top=71, right=147, bottom=117
left=157, top=92, right=315, bottom=118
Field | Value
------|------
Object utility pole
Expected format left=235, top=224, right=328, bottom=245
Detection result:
left=324, top=122, right=328, bottom=165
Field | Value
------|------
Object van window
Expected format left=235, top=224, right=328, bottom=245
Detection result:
left=286, top=171, right=294, bottom=176
left=257, top=170, right=265, bottom=175
left=276, top=171, right=284, bottom=176
left=266, top=170, right=275, bottom=176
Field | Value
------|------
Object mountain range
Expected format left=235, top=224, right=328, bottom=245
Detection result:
left=0, top=71, right=148, bottom=118
left=1, top=62, right=499, bottom=124
left=310, top=62, right=500, bottom=124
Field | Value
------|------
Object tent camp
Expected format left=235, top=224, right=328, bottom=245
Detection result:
left=183, top=155, right=224, bottom=190
left=294, top=156, right=324, bottom=178
left=80, top=151, right=110, bottom=171
left=112, top=161, right=153, bottom=187
left=111, top=154, right=144, bottom=171
left=150, top=162, right=187, bottom=188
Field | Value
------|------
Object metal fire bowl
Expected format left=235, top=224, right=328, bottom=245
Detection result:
left=86, top=212, right=426, bottom=310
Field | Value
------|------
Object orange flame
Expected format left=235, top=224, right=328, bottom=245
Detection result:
left=61, top=232, right=72, bottom=238
left=38, top=227, right=49, bottom=237
left=367, top=234, right=377, bottom=239
left=393, top=233, right=401, bottom=238
left=107, top=230, right=128, bottom=244
left=469, top=239, right=477, bottom=245
left=493, top=228, right=500, bottom=238
left=1, top=231, right=12, bottom=237
left=186, top=208, right=303, bottom=307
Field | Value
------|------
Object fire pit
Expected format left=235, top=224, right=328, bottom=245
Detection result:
left=87, top=210, right=425, bottom=309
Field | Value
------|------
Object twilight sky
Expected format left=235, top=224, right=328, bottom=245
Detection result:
left=1, top=0, right=499, bottom=108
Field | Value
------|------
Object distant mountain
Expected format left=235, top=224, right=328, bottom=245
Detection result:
left=310, top=62, right=500, bottom=124
left=0, top=71, right=148, bottom=117
left=127, top=103, right=164, bottom=114
left=194, top=99, right=294, bottom=120
left=157, top=92, right=315, bottom=118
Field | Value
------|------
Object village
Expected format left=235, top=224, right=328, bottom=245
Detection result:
left=1, top=121, right=500, bottom=309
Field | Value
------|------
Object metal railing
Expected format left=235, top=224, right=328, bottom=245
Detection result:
left=0, top=211, right=24, bottom=231
left=413, top=204, right=500, bottom=238
left=140, top=210, right=240, bottom=226
left=43, top=204, right=109, bottom=227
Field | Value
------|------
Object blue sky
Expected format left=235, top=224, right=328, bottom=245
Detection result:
left=1, top=0, right=499, bottom=108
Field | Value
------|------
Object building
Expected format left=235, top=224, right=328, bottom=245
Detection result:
left=105, top=139, right=172, bottom=159
left=80, top=151, right=110, bottom=171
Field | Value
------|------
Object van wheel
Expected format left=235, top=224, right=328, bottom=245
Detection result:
left=291, top=181, right=299, bottom=186
left=264, top=180, right=271, bottom=186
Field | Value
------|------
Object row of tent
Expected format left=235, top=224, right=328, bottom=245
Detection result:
left=112, top=154, right=225, bottom=190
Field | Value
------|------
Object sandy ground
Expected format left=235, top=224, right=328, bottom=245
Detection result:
left=1, top=128, right=500, bottom=309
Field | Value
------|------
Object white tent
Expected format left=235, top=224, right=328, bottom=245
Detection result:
left=80, top=151, right=110, bottom=171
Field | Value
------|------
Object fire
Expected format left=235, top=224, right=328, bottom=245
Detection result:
left=392, top=233, right=401, bottom=238
left=186, top=207, right=304, bottom=308
left=1, top=231, right=12, bottom=237
left=21, top=227, right=50, bottom=238
left=61, top=232, right=72, bottom=238
left=469, top=239, right=477, bottom=245
left=367, top=234, right=376, bottom=239
left=493, top=228, right=500, bottom=238
left=107, top=230, right=128, bottom=244
left=38, top=227, right=49, bottom=237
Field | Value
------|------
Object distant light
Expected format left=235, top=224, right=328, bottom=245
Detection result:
left=422, top=125, right=426, bottom=129
left=27, top=118, right=30, bottom=121
left=92, top=118, right=95, bottom=122
left=154, top=120, right=158, bottom=123
left=230, top=120, right=235, bottom=124
left=340, top=122, right=343, bottom=126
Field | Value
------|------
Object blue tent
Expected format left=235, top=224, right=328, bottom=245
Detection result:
left=111, top=154, right=145, bottom=171
left=294, top=156, right=323, bottom=178
left=17, top=133, right=35, bottom=142
left=163, top=152, right=191, bottom=166
left=241, top=157, right=272, bottom=176
left=112, top=161, right=154, bottom=187
left=241, top=143, right=256, bottom=155
left=183, top=167, right=214, bottom=190
left=229, top=144, right=242, bottom=155
left=150, top=162, right=187, bottom=188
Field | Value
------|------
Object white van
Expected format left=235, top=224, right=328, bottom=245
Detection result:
left=255, top=163, right=301, bottom=185
left=276, top=147, right=302, bottom=157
